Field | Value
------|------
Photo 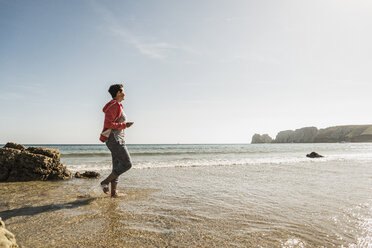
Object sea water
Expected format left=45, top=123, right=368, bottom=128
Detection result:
left=38, top=143, right=372, bottom=171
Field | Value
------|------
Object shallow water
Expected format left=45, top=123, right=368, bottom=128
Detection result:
left=1, top=153, right=371, bottom=247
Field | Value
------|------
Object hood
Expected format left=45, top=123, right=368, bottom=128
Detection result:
left=102, top=100, right=118, bottom=113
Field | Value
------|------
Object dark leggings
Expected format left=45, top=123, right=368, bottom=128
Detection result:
left=106, top=135, right=132, bottom=183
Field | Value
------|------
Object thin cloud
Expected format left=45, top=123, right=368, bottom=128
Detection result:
left=227, top=53, right=281, bottom=65
left=11, top=83, right=46, bottom=95
left=91, top=1, right=196, bottom=60
left=0, top=92, right=23, bottom=100
left=109, top=27, right=168, bottom=59
left=0, top=83, right=46, bottom=101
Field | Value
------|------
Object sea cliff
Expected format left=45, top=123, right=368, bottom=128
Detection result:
left=251, top=125, right=372, bottom=143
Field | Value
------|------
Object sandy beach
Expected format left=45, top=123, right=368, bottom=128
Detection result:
left=1, top=152, right=371, bottom=247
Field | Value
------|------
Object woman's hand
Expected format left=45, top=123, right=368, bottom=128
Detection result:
left=126, top=122, right=134, bottom=128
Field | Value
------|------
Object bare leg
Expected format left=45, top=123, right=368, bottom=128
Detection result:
left=101, top=172, right=118, bottom=185
left=111, top=181, right=119, bottom=198
left=100, top=172, right=118, bottom=195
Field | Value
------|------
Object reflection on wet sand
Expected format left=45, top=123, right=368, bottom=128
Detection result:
left=1, top=162, right=371, bottom=247
left=0, top=180, right=162, bottom=247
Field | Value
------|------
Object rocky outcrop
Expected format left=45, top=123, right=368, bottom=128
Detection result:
left=306, top=152, right=324, bottom=158
left=3, top=143, right=26, bottom=151
left=252, top=125, right=372, bottom=143
left=0, top=217, right=18, bottom=248
left=0, top=142, right=72, bottom=182
left=274, top=130, right=296, bottom=143
left=251, top=134, right=273, bottom=144
left=275, top=127, right=318, bottom=143
left=314, top=125, right=372, bottom=143
left=75, top=171, right=100, bottom=179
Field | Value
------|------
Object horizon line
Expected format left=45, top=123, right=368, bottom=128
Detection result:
left=1, top=142, right=254, bottom=146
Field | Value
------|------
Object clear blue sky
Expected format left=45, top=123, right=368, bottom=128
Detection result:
left=1, top=0, right=372, bottom=144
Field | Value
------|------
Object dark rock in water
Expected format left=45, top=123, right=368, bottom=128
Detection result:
left=0, top=217, right=18, bottom=247
left=306, top=152, right=324, bottom=158
left=0, top=142, right=72, bottom=182
left=75, top=171, right=100, bottom=179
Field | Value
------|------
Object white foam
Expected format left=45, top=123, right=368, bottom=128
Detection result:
left=282, top=238, right=305, bottom=248
left=63, top=152, right=372, bottom=171
left=66, top=164, right=111, bottom=172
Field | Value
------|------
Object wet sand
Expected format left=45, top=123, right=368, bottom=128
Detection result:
left=1, top=162, right=371, bottom=247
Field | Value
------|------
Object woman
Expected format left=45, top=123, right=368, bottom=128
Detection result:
left=99, top=84, right=133, bottom=197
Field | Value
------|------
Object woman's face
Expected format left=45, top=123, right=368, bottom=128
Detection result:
left=116, top=88, right=125, bottom=101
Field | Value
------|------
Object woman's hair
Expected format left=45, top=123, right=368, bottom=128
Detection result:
left=108, top=84, right=123, bottom=98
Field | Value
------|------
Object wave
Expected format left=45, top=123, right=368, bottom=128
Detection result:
left=61, top=153, right=111, bottom=157
left=65, top=164, right=111, bottom=172
left=61, top=152, right=372, bottom=162
left=61, top=150, right=287, bottom=157
left=64, top=153, right=372, bottom=171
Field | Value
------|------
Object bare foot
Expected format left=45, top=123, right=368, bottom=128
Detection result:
left=100, top=183, right=110, bottom=195
left=111, top=193, right=123, bottom=198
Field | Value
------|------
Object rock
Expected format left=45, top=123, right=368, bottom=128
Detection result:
left=0, top=148, right=21, bottom=181
left=306, top=152, right=324, bottom=158
left=3, top=142, right=25, bottom=151
left=292, top=127, right=318, bottom=143
left=261, top=125, right=372, bottom=143
left=274, top=130, right=295, bottom=143
left=251, top=134, right=273, bottom=144
left=0, top=217, right=18, bottom=248
left=0, top=142, right=72, bottom=182
left=314, top=126, right=352, bottom=143
left=314, top=125, right=372, bottom=143
left=274, top=127, right=318, bottom=143
left=75, top=171, right=100, bottom=179
left=26, top=146, right=60, bottom=161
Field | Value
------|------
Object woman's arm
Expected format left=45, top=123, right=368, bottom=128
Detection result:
left=103, top=105, right=127, bottom=129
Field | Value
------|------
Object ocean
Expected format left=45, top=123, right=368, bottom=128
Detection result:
left=1, top=143, right=372, bottom=247
left=42, top=143, right=372, bottom=171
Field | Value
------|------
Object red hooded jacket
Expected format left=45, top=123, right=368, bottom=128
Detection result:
left=99, top=100, right=127, bottom=142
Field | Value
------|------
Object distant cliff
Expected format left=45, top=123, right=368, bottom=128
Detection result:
left=251, top=134, right=273, bottom=144
left=251, top=125, right=372, bottom=143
